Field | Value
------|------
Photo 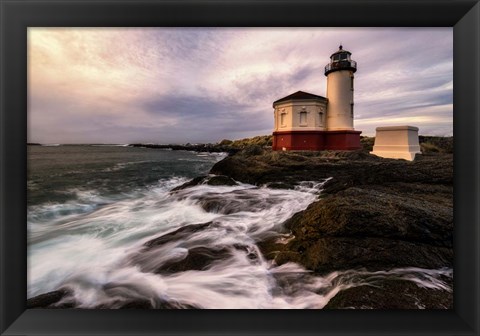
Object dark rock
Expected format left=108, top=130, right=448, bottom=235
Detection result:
left=156, top=245, right=255, bottom=273
left=27, top=287, right=200, bottom=309
left=159, top=246, right=231, bottom=273
left=118, top=300, right=154, bottom=309
left=197, top=189, right=277, bottom=215
left=256, top=233, right=292, bottom=260
left=211, top=149, right=453, bottom=276
left=285, top=186, right=453, bottom=247
left=143, top=222, right=214, bottom=248
left=210, top=149, right=453, bottom=195
left=263, top=182, right=294, bottom=189
left=275, top=184, right=453, bottom=272
left=324, top=279, right=453, bottom=309
left=129, top=143, right=240, bottom=155
left=170, top=175, right=237, bottom=192
left=170, top=176, right=207, bottom=191
left=93, top=299, right=155, bottom=309
left=27, top=288, right=74, bottom=308
left=135, top=223, right=258, bottom=274
left=278, top=236, right=452, bottom=273
left=154, top=301, right=199, bottom=309
left=95, top=298, right=198, bottom=309
left=205, top=175, right=237, bottom=186
left=130, top=222, right=220, bottom=274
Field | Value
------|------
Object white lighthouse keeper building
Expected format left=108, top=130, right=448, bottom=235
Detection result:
left=272, top=45, right=362, bottom=151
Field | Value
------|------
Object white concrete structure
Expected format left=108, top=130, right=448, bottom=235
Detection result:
left=371, top=126, right=422, bottom=161
left=325, top=45, right=356, bottom=131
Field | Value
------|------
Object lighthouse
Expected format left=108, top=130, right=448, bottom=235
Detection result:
left=272, top=45, right=361, bottom=151
left=325, top=45, right=356, bottom=131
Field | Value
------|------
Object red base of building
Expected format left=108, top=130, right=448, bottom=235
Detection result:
left=272, top=130, right=362, bottom=151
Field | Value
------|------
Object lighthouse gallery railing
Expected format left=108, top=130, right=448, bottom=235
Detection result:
left=324, top=60, right=357, bottom=74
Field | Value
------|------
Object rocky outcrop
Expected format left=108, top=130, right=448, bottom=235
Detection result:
left=274, top=183, right=453, bottom=273
left=210, top=149, right=452, bottom=194
left=26, top=288, right=75, bottom=309
left=323, top=278, right=453, bottom=309
left=129, top=143, right=240, bottom=155
left=212, top=148, right=453, bottom=308
left=26, top=288, right=197, bottom=309
left=130, top=222, right=259, bottom=275
left=171, top=175, right=237, bottom=191
left=212, top=149, right=453, bottom=270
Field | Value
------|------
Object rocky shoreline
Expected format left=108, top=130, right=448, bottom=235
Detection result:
left=27, top=143, right=453, bottom=309
left=209, top=148, right=453, bottom=309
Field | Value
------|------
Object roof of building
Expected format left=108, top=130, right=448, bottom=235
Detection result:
left=330, top=45, right=352, bottom=57
left=273, top=91, right=327, bottom=105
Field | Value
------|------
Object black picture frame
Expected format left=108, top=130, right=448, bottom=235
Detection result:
left=1, top=0, right=479, bottom=335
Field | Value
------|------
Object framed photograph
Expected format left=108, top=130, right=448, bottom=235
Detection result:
left=1, top=0, right=479, bottom=335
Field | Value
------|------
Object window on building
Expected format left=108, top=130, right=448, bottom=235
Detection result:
left=280, top=113, right=286, bottom=127
left=318, top=112, right=324, bottom=126
left=340, top=52, right=348, bottom=60
left=300, top=111, right=307, bottom=126
left=350, top=103, right=354, bottom=117
left=350, top=76, right=354, bottom=90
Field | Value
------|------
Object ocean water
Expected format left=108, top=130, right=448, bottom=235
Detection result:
left=27, top=145, right=452, bottom=309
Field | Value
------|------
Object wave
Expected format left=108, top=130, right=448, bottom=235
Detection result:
left=27, top=176, right=452, bottom=308
left=100, top=160, right=154, bottom=172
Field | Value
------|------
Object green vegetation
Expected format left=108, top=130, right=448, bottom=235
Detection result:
left=419, top=136, right=453, bottom=154
left=360, top=136, right=375, bottom=151
left=218, top=135, right=273, bottom=148
left=218, top=139, right=233, bottom=146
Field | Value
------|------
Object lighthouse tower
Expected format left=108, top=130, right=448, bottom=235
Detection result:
left=325, top=45, right=357, bottom=131
left=271, top=45, right=361, bottom=151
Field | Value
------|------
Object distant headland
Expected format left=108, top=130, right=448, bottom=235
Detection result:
left=28, top=134, right=452, bottom=155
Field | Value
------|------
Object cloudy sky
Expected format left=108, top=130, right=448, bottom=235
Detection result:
left=28, top=28, right=452, bottom=144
